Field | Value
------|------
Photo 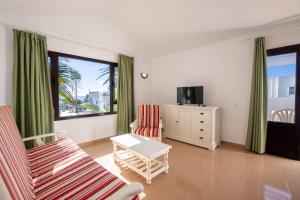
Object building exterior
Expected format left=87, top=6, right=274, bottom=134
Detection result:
left=88, top=91, right=100, bottom=106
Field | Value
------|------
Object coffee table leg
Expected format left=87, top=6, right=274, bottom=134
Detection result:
left=113, top=142, right=117, bottom=161
left=164, top=151, right=169, bottom=174
left=146, top=159, right=151, bottom=184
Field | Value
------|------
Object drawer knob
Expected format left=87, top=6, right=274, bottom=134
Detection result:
left=200, top=121, right=204, bottom=123
left=199, top=137, right=204, bottom=139
left=176, top=121, right=179, bottom=123
left=200, top=112, right=204, bottom=115
left=200, top=129, right=204, bottom=131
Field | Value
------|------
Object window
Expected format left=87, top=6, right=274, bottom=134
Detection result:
left=48, top=51, right=118, bottom=120
left=267, top=52, right=296, bottom=123
left=289, top=86, right=295, bottom=95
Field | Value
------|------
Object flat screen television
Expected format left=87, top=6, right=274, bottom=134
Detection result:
left=177, top=86, right=203, bottom=105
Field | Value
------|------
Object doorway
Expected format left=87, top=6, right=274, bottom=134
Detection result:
left=266, top=44, right=300, bottom=160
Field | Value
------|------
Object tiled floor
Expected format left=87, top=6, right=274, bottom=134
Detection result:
left=82, top=138, right=300, bottom=200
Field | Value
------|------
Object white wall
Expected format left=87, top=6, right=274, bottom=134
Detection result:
left=0, top=24, right=152, bottom=144
left=151, top=25, right=300, bottom=145
left=0, top=25, right=13, bottom=106
left=151, top=38, right=253, bottom=144
left=1, top=18, right=300, bottom=145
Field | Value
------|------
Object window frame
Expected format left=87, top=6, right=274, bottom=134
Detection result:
left=48, top=51, right=118, bottom=121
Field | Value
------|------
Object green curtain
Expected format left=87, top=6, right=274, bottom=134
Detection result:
left=117, top=54, right=135, bottom=134
left=13, top=30, right=54, bottom=148
left=246, top=37, right=268, bottom=154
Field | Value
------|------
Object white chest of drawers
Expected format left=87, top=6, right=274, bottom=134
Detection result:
left=163, top=105, right=221, bottom=150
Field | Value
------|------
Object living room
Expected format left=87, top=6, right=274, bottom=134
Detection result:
left=1, top=1, right=300, bottom=199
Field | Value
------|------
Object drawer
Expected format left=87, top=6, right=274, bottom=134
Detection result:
left=197, top=134, right=210, bottom=142
left=192, top=129, right=211, bottom=142
left=192, top=127, right=211, bottom=139
left=192, top=118, right=211, bottom=128
left=192, top=127, right=211, bottom=135
left=192, top=110, right=211, bottom=119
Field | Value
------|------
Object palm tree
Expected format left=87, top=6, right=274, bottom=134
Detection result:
left=96, top=66, right=110, bottom=86
left=58, top=58, right=81, bottom=107
left=97, top=66, right=118, bottom=112
left=71, top=70, right=81, bottom=113
left=97, top=66, right=118, bottom=94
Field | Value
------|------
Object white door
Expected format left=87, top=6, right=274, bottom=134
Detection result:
left=178, top=109, right=192, bottom=137
left=165, top=108, right=179, bottom=134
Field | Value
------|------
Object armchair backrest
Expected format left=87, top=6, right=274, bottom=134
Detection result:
left=137, top=105, right=160, bottom=128
left=0, top=106, right=35, bottom=199
left=271, top=108, right=295, bottom=123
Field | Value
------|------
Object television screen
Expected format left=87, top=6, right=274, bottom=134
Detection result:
left=177, top=86, right=203, bottom=105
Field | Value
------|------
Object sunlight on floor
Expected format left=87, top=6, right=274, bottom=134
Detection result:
left=95, top=153, right=123, bottom=179
left=264, top=185, right=292, bottom=200
left=95, top=152, right=147, bottom=199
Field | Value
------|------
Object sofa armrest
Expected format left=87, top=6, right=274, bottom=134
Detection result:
left=22, top=133, right=62, bottom=146
left=159, top=119, right=163, bottom=129
left=107, top=182, right=143, bottom=200
left=130, top=119, right=138, bottom=132
left=0, top=176, right=11, bottom=200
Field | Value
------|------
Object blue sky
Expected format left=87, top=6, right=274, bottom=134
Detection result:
left=59, top=57, right=110, bottom=96
left=267, top=53, right=296, bottom=79
left=267, top=64, right=296, bottom=78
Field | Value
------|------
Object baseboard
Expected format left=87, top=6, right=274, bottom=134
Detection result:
left=221, top=140, right=245, bottom=148
left=78, top=137, right=246, bottom=150
left=78, top=136, right=112, bottom=148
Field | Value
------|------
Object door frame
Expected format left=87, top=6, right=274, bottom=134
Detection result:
left=266, top=44, right=300, bottom=160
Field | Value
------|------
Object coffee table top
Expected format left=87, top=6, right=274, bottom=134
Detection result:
left=110, top=134, right=171, bottom=158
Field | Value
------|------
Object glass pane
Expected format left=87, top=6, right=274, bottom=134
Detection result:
left=98, top=64, right=111, bottom=113
left=267, top=53, right=296, bottom=123
left=58, top=56, right=111, bottom=117
left=114, top=66, right=118, bottom=112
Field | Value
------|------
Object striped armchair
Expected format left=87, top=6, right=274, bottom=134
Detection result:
left=130, top=105, right=163, bottom=142
left=0, top=106, right=143, bottom=200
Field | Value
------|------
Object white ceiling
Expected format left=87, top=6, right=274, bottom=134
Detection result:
left=1, top=0, right=300, bottom=56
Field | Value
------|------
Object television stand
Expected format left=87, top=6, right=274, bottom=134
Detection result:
left=163, top=104, right=221, bottom=150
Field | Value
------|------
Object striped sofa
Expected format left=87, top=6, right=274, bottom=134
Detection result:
left=130, top=105, right=162, bottom=142
left=0, top=106, right=143, bottom=200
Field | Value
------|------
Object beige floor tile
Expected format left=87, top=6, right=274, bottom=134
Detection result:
left=83, top=138, right=300, bottom=200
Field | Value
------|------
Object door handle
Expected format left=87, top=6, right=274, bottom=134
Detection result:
left=200, top=129, right=204, bottom=131
left=200, top=121, right=204, bottom=123
left=199, top=137, right=204, bottom=140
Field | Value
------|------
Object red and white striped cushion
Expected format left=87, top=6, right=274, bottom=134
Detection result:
left=134, top=127, right=159, bottom=137
left=0, top=106, right=35, bottom=199
left=137, top=105, right=160, bottom=128
left=28, top=137, right=137, bottom=200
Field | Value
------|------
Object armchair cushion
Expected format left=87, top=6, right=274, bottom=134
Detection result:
left=134, top=127, right=159, bottom=137
left=137, top=105, right=160, bottom=128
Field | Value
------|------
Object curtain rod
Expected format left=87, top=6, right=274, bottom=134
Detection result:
left=0, top=21, right=121, bottom=54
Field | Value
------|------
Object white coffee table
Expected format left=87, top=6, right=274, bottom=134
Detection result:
left=110, top=134, right=172, bottom=184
